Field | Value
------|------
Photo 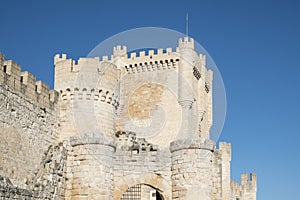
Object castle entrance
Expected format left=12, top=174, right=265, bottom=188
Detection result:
left=121, top=184, right=164, bottom=200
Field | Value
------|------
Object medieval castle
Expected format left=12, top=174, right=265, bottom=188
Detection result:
left=0, top=37, right=256, bottom=199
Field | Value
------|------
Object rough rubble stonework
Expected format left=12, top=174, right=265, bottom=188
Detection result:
left=0, top=37, right=257, bottom=200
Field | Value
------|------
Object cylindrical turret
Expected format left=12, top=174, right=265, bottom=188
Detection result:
left=170, top=139, right=215, bottom=200
left=69, top=134, right=115, bottom=199
left=54, top=54, right=121, bottom=141
left=178, top=37, right=197, bottom=105
left=54, top=51, right=122, bottom=198
left=177, top=37, right=199, bottom=139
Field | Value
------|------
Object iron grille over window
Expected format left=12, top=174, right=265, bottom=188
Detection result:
left=121, top=184, right=141, bottom=200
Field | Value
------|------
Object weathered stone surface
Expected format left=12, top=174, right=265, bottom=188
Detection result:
left=0, top=84, right=58, bottom=189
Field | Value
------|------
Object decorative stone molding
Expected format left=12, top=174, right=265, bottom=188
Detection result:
left=69, top=132, right=116, bottom=148
left=170, top=139, right=215, bottom=153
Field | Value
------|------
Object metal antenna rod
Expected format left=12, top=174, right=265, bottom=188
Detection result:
left=186, top=13, right=189, bottom=37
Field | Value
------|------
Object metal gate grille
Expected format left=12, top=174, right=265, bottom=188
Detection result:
left=121, top=184, right=141, bottom=200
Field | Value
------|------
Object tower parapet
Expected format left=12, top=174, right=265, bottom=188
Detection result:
left=112, top=45, right=127, bottom=58
left=54, top=53, right=67, bottom=65
left=123, top=48, right=180, bottom=74
left=178, top=37, right=195, bottom=49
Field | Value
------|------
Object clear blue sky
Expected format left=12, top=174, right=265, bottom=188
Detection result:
left=0, top=0, right=299, bottom=199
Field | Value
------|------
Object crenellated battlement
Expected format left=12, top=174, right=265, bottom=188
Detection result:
left=127, top=47, right=176, bottom=59
left=113, top=45, right=127, bottom=58
left=54, top=54, right=103, bottom=73
left=231, top=173, right=257, bottom=199
left=178, top=37, right=194, bottom=49
left=54, top=48, right=182, bottom=78
left=130, top=48, right=176, bottom=58
left=54, top=54, right=121, bottom=92
left=54, top=53, right=121, bottom=73
left=60, top=87, right=119, bottom=109
left=241, top=173, right=257, bottom=185
left=123, top=48, right=181, bottom=74
left=54, top=39, right=208, bottom=79
left=0, top=53, right=59, bottom=109
left=54, top=53, right=67, bottom=64
left=124, top=57, right=180, bottom=74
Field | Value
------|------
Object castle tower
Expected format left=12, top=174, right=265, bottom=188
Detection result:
left=170, top=37, right=215, bottom=200
left=0, top=35, right=257, bottom=200
left=177, top=37, right=198, bottom=139
left=54, top=53, right=121, bottom=199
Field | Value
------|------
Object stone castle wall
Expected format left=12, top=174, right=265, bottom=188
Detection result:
left=0, top=53, right=59, bottom=189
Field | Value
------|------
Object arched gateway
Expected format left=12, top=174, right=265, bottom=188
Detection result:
left=121, top=184, right=164, bottom=200
left=114, top=173, right=171, bottom=200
